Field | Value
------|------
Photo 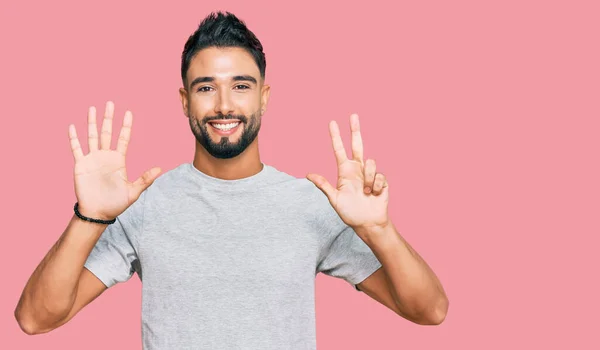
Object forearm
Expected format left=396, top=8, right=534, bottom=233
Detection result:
left=357, top=221, right=448, bottom=324
left=15, top=214, right=107, bottom=330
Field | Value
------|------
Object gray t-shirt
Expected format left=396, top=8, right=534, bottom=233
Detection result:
left=84, top=162, right=382, bottom=350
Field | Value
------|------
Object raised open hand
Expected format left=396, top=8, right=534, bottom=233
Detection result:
left=69, top=101, right=161, bottom=221
left=307, top=114, right=389, bottom=230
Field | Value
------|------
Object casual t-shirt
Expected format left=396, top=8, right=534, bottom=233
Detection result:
left=84, top=162, right=382, bottom=350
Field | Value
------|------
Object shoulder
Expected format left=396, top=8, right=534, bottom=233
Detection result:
left=265, top=165, right=330, bottom=207
left=150, top=163, right=189, bottom=186
left=141, top=163, right=191, bottom=196
left=116, top=165, right=185, bottom=218
left=267, top=167, right=343, bottom=231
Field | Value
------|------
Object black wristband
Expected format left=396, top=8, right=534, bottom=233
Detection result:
left=73, top=202, right=116, bottom=225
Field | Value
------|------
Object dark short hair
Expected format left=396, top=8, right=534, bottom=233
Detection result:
left=181, top=11, right=266, bottom=87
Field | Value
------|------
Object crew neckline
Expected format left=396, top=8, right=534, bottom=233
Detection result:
left=184, top=162, right=273, bottom=189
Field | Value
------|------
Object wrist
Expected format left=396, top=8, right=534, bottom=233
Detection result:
left=74, top=202, right=116, bottom=224
left=353, top=220, right=394, bottom=242
left=70, top=213, right=109, bottom=229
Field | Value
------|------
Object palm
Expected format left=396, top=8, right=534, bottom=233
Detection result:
left=332, top=161, right=389, bottom=228
left=68, top=101, right=161, bottom=221
left=307, top=114, right=390, bottom=230
left=74, top=151, right=130, bottom=220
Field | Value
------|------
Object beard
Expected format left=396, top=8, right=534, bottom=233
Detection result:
left=188, top=110, right=262, bottom=159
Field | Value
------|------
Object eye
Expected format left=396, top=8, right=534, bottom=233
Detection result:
left=234, top=85, right=250, bottom=90
left=197, top=86, right=213, bottom=92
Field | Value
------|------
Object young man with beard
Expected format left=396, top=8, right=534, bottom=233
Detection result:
left=15, top=11, right=448, bottom=349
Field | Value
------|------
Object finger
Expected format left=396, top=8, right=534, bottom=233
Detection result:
left=131, top=167, right=162, bottom=198
left=350, top=114, right=364, bottom=164
left=372, top=173, right=387, bottom=195
left=116, top=111, right=133, bottom=156
left=100, top=101, right=115, bottom=150
left=363, top=159, right=376, bottom=194
left=69, top=124, right=84, bottom=161
left=87, top=106, right=99, bottom=152
left=329, top=120, right=347, bottom=166
left=306, top=173, right=338, bottom=205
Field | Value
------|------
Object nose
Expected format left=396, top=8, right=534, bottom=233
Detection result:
left=214, top=88, right=235, bottom=116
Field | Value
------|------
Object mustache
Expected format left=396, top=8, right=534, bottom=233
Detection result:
left=203, top=114, right=248, bottom=124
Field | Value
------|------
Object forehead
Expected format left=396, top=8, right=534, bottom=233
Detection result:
left=187, top=46, right=260, bottom=82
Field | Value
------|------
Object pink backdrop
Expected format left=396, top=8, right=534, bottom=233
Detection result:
left=2, top=0, right=599, bottom=349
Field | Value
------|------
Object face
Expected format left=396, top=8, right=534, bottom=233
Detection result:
left=179, top=47, right=270, bottom=159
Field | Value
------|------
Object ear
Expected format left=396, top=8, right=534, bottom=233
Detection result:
left=260, top=83, right=271, bottom=116
left=179, top=87, right=189, bottom=118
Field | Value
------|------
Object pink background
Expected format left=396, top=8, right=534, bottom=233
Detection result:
left=2, top=0, right=599, bottom=349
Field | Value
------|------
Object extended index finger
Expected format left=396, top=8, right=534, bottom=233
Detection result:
left=329, top=120, right=347, bottom=166
left=350, top=113, right=364, bottom=163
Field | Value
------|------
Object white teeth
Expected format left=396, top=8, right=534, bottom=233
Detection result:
left=211, top=122, right=239, bottom=131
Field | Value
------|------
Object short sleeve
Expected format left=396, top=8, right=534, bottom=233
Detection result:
left=84, top=190, right=147, bottom=288
left=315, top=196, right=382, bottom=292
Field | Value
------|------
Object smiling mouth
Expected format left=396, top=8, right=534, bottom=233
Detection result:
left=208, top=120, right=241, bottom=135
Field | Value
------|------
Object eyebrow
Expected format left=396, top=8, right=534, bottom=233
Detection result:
left=189, top=75, right=258, bottom=89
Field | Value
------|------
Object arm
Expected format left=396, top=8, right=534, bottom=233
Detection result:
left=356, top=222, right=448, bottom=325
left=14, top=101, right=160, bottom=334
left=306, top=113, right=448, bottom=325
left=14, top=214, right=108, bottom=335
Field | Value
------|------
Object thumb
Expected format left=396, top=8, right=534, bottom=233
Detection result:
left=131, top=167, right=162, bottom=197
left=306, top=173, right=337, bottom=202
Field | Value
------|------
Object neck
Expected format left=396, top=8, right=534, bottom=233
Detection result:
left=192, top=138, right=263, bottom=180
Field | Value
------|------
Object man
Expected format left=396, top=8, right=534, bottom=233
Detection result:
left=15, top=11, right=448, bottom=349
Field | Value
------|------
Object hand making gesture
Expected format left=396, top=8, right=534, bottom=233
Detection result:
left=307, top=114, right=389, bottom=231
left=68, top=101, right=162, bottom=221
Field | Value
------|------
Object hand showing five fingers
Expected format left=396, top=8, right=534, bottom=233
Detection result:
left=69, top=101, right=161, bottom=221
left=307, top=114, right=390, bottom=231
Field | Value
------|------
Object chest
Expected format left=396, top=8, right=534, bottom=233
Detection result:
left=138, top=204, right=321, bottom=291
